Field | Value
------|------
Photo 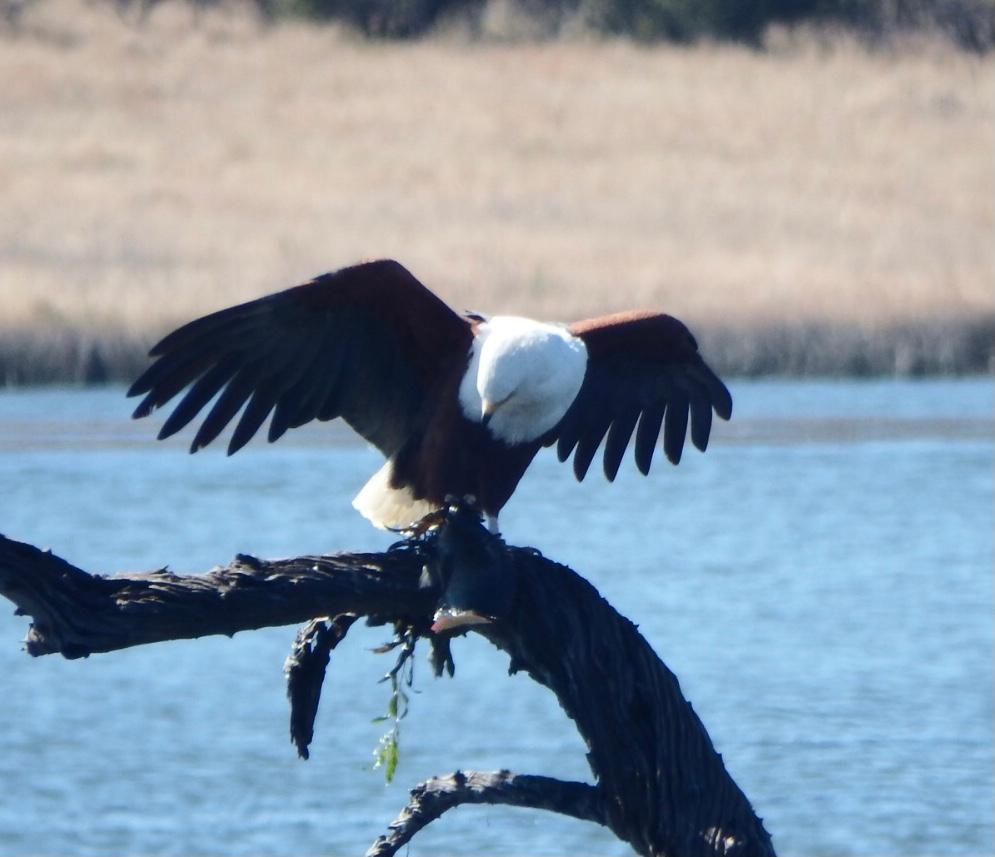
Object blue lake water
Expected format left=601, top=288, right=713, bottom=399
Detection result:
left=0, top=379, right=992, bottom=857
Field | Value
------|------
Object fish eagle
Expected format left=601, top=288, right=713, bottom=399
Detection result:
left=128, top=259, right=732, bottom=533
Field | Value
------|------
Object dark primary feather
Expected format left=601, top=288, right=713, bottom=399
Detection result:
left=155, top=358, right=240, bottom=441
left=689, top=391, right=713, bottom=452
left=633, top=405, right=664, bottom=476
left=552, top=311, right=732, bottom=482
left=602, top=403, right=641, bottom=482
left=127, top=260, right=473, bottom=457
left=662, top=391, right=689, bottom=465
left=191, top=368, right=260, bottom=452
left=569, top=405, right=613, bottom=482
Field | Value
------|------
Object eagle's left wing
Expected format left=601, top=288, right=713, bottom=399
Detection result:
left=548, top=311, right=732, bottom=481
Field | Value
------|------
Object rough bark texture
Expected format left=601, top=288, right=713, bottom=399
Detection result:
left=366, top=771, right=607, bottom=857
left=0, top=536, right=433, bottom=658
left=476, top=550, right=775, bottom=856
left=285, top=614, right=359, bottom=759
left=0, top=509, right=775, bottom=857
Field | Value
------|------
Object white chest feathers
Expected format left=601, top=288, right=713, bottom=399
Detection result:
left=458, top=316, right=588, bottom=445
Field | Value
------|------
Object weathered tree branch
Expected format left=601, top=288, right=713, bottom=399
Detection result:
left=477, top=550, right=775, bottom=856
left=0, top=534, right=433, bottom=658
left=366, top=770, right=606, bottom=857
left=0, top=510, right=775, bottom=857
left=285, top=614, right=359, bottom=759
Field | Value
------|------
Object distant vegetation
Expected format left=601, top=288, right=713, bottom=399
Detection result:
left=2, top=0, right=991, bottom=383
left=89, top=0, right=995, bottom=49
left=2, top=319, right=992, bottom=386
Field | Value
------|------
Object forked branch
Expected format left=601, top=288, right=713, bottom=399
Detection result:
left=366, top=771, right=606, bottom=857
left=0, top=509, right=775, bottom=857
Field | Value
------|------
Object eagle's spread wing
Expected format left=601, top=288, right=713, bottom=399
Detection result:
left=551, top=311, right=732, bottom=481
left=127, top=260, right=473, bottom=457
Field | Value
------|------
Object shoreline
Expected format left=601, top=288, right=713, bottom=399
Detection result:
left=2, top=316, right=992, bottom=386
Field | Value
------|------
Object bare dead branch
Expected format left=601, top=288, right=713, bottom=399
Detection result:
left=366, top=770, right=606, bottom=857
left=0, top=533, right=432, bottom=658
left=285, top=614, right=359, bottom=759
left=0, top=508, right=775, bottom=857
left=475, top=552, right=776, bottom=857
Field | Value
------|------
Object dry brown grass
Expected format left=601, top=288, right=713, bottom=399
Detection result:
left=1, top=0, right=992, bottom=379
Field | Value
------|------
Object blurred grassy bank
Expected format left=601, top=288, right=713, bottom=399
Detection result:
left=1, top=0, right=992, bottom=383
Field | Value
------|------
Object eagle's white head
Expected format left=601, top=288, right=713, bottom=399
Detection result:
left=458, top=316, right=588, bottom=445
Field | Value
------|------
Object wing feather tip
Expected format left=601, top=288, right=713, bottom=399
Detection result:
left=714, top=384, right=733, bottom=421
left=132, top=400, right=154, bottom=420
left=226, top=432, right=247, bottom=455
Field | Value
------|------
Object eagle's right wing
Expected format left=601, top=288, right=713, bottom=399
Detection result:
left=128, top=260, right=474, bottom=457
